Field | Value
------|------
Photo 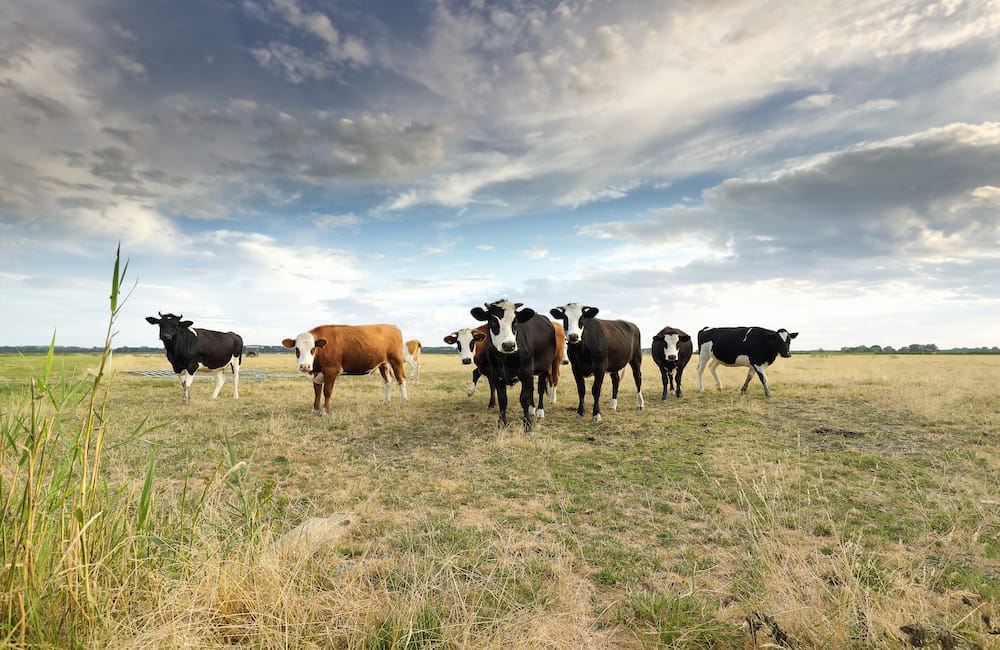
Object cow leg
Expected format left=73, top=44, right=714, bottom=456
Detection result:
left=631, top=359, right=644, bottom=410
left=312, top=375, right=323, bottom=414
left=495, top=381, right=509, bottom=431
left=469, top=368, right=480, bottom=396
left=535, top=372, right=548, bottom=421
left=708, top=359, right=724, bottom=391
left=379, top=364, right=392, bottom=404
left=748, top=364, right=772, bottom=397
left=696, top=354, right=707, bottom=392
left=322, top=374, right=338, bottom=414
left=231, top=357, right=240, bottom=399
left=609, top=370, right=621, bottom=411
left=520, top=375, right=535, bottom=433
left=573, top=370, right=587, bottom=419
left=487, top=375, right=497, bottom=410
left=674, top=365, right=685, bottom=398
left=591, top=371, right=605, bottom=422
left=210, top=369, right=225, bottom=399
left=178, top=370, right=194, bottom=403
left=659, top=365, right=670, bottom=400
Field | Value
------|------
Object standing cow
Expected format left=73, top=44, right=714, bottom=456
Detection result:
left=282, top=324, right=407, bottom=415
left=443, top=325, right=496, bottom=409
left=471, top=300, right=556, bottom=432
left=549, top=304, right=644, bottom=422
left=403, top=339, right=422, bottom=381
left=145, top=312, right=243, bottom=403
left=696, top=326, right=799, bottom=398
left=651, top=326, right=692, bottom=399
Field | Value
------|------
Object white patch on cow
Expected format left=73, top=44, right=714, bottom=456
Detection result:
left=559, top=303, right=586, bottom=343
left=661, top=333, right=681, bottom=360
left=188, top=327, right=198, bottom=337
left=637, top=392, right=644, bottom=409
left=536, top=406, right=544, bottom=419
left=456, top=328, right=477, bottom=364
left=609, top=397, right=618, bottom=411
left=290, top=332, right=317, bottom=373
left=779, top=330, right=789, bottom=343
left=382, top=379, right=391, bottom=404
left=528, top=405, right=535, bottom=417
left=547, top=384, right=557, bottom=404
left=593, top=412, right=602, bottom=423
left=178, top=369, right=195, bottom=402
left=468, top=380, right=477, bottom=396
left=312, top=372, right=324, bottom=385
left=400, top=380, right=408, bottom=402
left=490, top=300, right=519, bottom=353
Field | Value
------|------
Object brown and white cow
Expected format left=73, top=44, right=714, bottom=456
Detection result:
left=403, top=339, right=422, bottom=381
left=282, top=324, right=407, bottom=415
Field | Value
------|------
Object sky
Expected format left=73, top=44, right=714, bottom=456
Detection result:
left=2, top=0, right=999, bottom=351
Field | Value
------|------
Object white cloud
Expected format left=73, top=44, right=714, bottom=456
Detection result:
left=520, top=247, right=548, bottom=259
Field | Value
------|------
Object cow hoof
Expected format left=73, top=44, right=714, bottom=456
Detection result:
left=536, top=408, right=545, bottom=419
left=592, top=413, right=602, bottom=423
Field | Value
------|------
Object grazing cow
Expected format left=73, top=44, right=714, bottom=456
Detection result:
left=282, top=324, right=407, bottom=415
left=549, top=304, right=644, bottom=422
left=145, top=312, right=243, bottom=403
left=471, top=300, right=557, bottom=432
left=403, top=339, right=422, bottom=381
left=696, top=326, right=799, bottom=398
left=444, top=321, right=565, bottom=410
left=651, top=326, right=693, bottom=399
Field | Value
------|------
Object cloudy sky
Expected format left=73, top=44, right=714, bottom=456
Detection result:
left=2, top=0, right=998, bottom=351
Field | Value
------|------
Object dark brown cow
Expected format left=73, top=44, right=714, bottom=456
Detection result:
left=282, top=324, right=407, bottom=415
left=651, top=326, right=692, bottom=399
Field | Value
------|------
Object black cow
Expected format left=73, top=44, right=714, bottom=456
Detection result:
left=651, top=326, right=692, bottom=399
left=549, top=303, right=644, bottom=422
left=145, top=312, right=244, bottom=403
left=471, top=300, right=556, bottom=432
left=695, top=326, right=799, bottom=398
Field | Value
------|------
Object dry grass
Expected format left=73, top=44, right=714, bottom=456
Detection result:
left=2, top=351, right=999, bottom=648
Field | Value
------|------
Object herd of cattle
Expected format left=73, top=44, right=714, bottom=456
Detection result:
left=146, top=301, right=798, bottom=431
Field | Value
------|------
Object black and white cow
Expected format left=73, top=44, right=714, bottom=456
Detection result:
left=696, top=326, right=799, bottom=398
left=549, top=303, right=644, bottom=422
left=443, top=325, right=496, bottom=409
left=471, top=300, right=556, bottom=432
left=651, top=326, right=692, bottom=399
left=145, top=312, right=243, bottom=403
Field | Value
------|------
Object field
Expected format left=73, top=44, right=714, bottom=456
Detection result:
left=2, top=350, right=999, bottom=649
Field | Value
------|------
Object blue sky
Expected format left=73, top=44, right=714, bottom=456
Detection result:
left=2, top=0, right=999, bottom=350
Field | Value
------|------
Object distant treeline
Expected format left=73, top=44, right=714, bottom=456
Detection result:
left=837, top=344, right=1000, bottom=354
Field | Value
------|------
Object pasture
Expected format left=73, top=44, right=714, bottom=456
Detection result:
left=2, top=350, right=999, bottom=648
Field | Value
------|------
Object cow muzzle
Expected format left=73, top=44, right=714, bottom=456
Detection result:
left=298, top=364, right=312, bottom=372
left=667, top=354, right=677, bottom=361
left=501, top=341, right=517, bottom=353
left=461, top=358, right=472, bottom=365
left=567, top=334, right=581, bottom=344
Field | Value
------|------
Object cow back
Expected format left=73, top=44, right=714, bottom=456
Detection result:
left=700, top=327, right=780, bottom=366
left=580, top=319, right=641, bottom=372
left=312, top=324, right=403, bottom=375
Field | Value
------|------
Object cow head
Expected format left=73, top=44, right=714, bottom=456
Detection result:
left=444, top=327, right=486, bottom=364
left=145, top=312, right=193, bottom=344
left=549, top=303, right=599, bottom=345
left=471, top=300, right=535, bottom=354
left=775, top=329, right=799, bottom=358
left=653, top=331, right=691, bottom=361
left=282, top=331, right=328, bottom=373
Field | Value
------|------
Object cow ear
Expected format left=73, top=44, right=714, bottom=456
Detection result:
left=652, top=335, right=664, bottom=341
left=471, top=307, right=489, bottom=322
left=472, top=331, right=486, bottom=342
left=180, top=320, right=193, bottom=328
left=146, top=316, right=160, bottom=324
left=281, top=338, right=296, bottom=349
left=582, top=306, right=600, bottom=318
left=679, top=334, right=691, bottom=342
left=549, top=307, right=565, bottom=320
left=789, top=332, right=799, bottom=339
left=516, top=307, right=536, bottom=323
left=443, top=334, right=458, bottom=344
left=314, top=338, right=328, bottom=348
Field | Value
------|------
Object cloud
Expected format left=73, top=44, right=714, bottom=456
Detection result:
left=314, top=213, right=360, bottom=229
left=520, top=247, right=548, bottom=259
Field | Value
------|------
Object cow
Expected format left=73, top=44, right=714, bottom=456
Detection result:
left=282, top=324, right=407, bottom=415
left=549, top=304, right=644, bottom=422
left=696, top=326, right=799, bottom=398
left=651, top=326, right=692, bottom=399
left=443, top=325, right=496, bottom=409
left=444, top=320, right=565, bottom=410
left=470, top=300, right=557, bottom=432
left=145, top=312, right=243, bottom=403
left=403, top=339, right=422, bottom=381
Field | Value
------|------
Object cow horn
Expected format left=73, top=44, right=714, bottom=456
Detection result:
left=158, top=311, right=163, bottom=317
